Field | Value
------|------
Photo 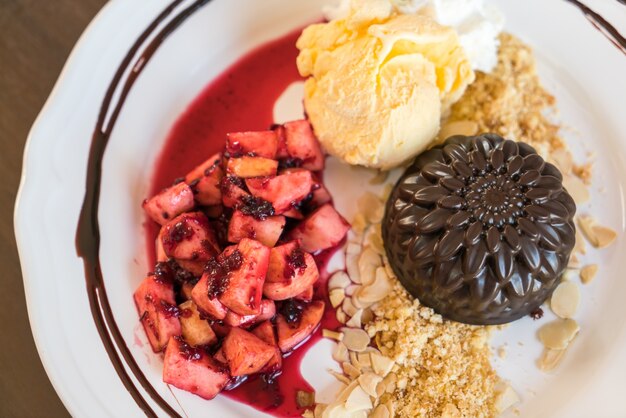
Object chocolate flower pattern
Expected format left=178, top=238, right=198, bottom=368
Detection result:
left=383, top=134, right=576, bottom=325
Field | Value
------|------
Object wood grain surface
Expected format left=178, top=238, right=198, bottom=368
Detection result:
left=0, top=1, right=106, bottom=416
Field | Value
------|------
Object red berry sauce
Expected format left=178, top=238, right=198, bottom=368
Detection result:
left=145, top=27, right=343, bottom=417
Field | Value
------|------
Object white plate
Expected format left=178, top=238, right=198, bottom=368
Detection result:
left=14, top=0, right=626, bottom=417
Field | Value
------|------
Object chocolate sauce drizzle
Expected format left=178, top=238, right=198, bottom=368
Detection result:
left=76, top=1, right=211, bottom=417
left=564, top=0, right=626, bottom=55
left=73, top=0, right=622, bottom=416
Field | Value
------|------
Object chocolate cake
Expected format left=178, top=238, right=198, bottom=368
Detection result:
left=383, top=134, right=577, bottom=325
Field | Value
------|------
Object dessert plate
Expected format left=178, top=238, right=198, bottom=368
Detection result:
left=14, top=0, right=626, bottom=417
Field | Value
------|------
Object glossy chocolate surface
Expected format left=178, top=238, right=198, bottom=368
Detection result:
left=383, top=134, right=576, bottom=325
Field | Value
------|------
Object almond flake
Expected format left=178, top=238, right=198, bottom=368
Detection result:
left=537, top=319, right=579, bottom=350
left=358, top=192, right=384, bottom=224
left=336, top=309, right=348, bottom=324
left=342, top=328, right=371, bottom=352
left=368, top=231, right=385, bottom=255
left=323, top=329, right=344, bottom=341
left=592, top=224, right=618, bottom=248
left=358, top=247, right=382, bottom=286
left=494, top=384, right=520, bottom=413
left=345, top=284, right=360, bottom=297
left=346, top=254, right=362, bottom=284
left=537, top=347, right=567, bottom=372
left=550, top=148, right=574, bottom=174
left=358, top=372, right=383, bottom=398
left=574, top=227, right=587, bottom=255
left=568, top=254, right=581, bottom=269
left=370, top=404, right=390, bottom=418
left=357, top=353, right=372, bottom=368
left=550, top=281, right=580, bottom=319
left=315, top=403, right=327, bottom=418
left=328, top=370, right=351, bottom=385
left=346, top=242, right=362, bottom=256
left=343, top=362, right=361, bottom=379
left=345, top=385, right=373, bottom=412
left=329, top=271, right=352, bottom=290
left=361, top=308, right=374, bottom=325
left=371, top=352, right=395, bottom=376
left=378, top=372, right=397, bottom=395
left=357, top=267, right=392, bottom=304
left=302, top=410, right=315, bottom=418
left=563, top=175, right=590, bottom=204
left=342, top=298, right=358, bottom=317
left=352, top=213, right=368, bottom=235
left=346, top=309, right=363, bottom=328
left=330, top=288, right=346, bottom=308
left=333, top=342, right=349, bottom=363
left=580, top=264, right=599, bottom=284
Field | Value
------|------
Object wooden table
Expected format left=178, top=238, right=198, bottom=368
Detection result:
left=0, top=1, right=106, bottom=416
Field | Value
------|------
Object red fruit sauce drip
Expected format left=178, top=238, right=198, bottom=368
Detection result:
left=145, top=28, right=342, bottom=417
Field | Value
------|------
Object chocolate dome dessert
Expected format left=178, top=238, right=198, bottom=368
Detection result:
left=383, top=134, right=577, bottom=325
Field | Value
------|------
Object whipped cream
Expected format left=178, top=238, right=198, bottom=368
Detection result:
left=324, top=0, right=504, bottom=73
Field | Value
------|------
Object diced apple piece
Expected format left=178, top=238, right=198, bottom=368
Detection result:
left=226, top=156, right=278, bottom=179
left=311, top=183, right=332, bottom=208
left=211, top=323, right=232, bottom=339
left=295, top=285, right=314, bottom=302
left=246, top=171, right=313, bottom=214
left=163, top=337, right=229, bottom=400
left=179, top=301, right=217, bottom=347
left=185, top=153, right=223, bottom=183
left=223, top=299, right=275, bottom=327
left=156, top=227, right=167, bottom=262
left=276, top=300, right=325, bottom=353
left=288, top=204, right=350, bottom=253
left=252, top=321, right=282, bottom=373
left=226, top=131, right=278, bottom=159
left=218, top=239, right=270, bottom=316
left=222, top=328, right=276, bottom=376
left=191, top=273, right=228, bottom=320
left=134, top=276, right=181, bottom=352
left=186, top=154, right=224, bottom=206
left=221, top=176, right=249, bottom=208
left=228, top=211, right=286, bottom=247
left=274, top=125, right=289, bottom=159
left=176, top=259, right=206, bottom=277
left=213, top=347, right=227, bottom=364
left=284, top=120, right=325, bottom=171
left=264, top=243, right=319, bottom=300
left=161, top=212, right=220, bottom=261
left=143, top=182, right=195, bottom=226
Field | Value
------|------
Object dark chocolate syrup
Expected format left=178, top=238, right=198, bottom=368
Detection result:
left=563, top=0, right=626, bottom=55
left=76, top=1, right=212, bottom=417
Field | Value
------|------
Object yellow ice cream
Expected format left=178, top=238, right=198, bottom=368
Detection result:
left=296, top=0, right=475, bottom=169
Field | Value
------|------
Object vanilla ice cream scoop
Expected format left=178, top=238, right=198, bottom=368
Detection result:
left=297, top=1, right=474, bottom=169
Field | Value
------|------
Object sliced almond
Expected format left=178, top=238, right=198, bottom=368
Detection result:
left=377, top=372, right=397, bottom=396
left=537, top=347, right=567, bottom=372
left=358, top=372, right=383, bottom=398
left=537, top=319, right=579, bottom=350
left=550, top=281, right=581, bottom=319
left=356, top=267, right=392, bottom=304
left=371, top=352, right=395, bottom=376
left=358, top=247, right=382, bottom=286
left=368, top=230, right=385, bottom=256
left=550, top=148, right=574, bottom=174
left=342, top=298, right=358, bottom=317
left=333, top=342, right=349, bottom=363
left=494, top=384, right=520, bottom=413
left=568, top=254, right=581, bottom=269
left=342, top=328, right=371, bottom=352
left=346, top=309, right=363, bottom=328
left=336, top=309, right=348, bottom=324
left=381, top=184, right=394, bottom=202
left=346, top=253, right=362, bottom=284
left=302, top=410, right=315, bottom=418
left=329, top=271, right=352, bottom=290
left=345, top=385, right=373, bottom=412
left=370, top=404, right=390, bottom=418
left=343, top=362, right=361, bottom=379
left=357, top=352, right=372, bottom=368
left=345, top=284, right=360, bottom=297
left=330, top=288, right=346, bottom=308
left=315, top=403, right=327, bottom=418
left=563, top=175, right=590, bottom=204
left=361, top=308, right=374, bottom=325
left=574, top=226, right=587, bottom=255
left=323, top=329, right=344, bottom=341
left=352, top=213, right=368, bottom=235
left=328, top=369, right=351, bottom=385
left=592, top=224, right=618, bottom=248
left=580, top=264, right=599, bottom=284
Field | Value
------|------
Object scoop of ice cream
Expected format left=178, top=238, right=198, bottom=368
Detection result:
left=297, top=2, right=474, bottom=169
